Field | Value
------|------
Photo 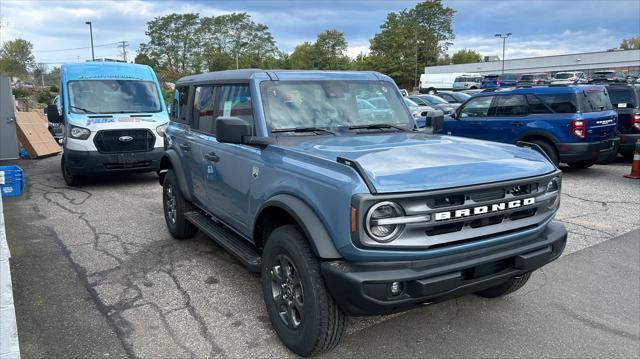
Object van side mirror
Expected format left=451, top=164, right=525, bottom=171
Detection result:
left=216, top=117, right=251, bottom=144
left=46, top=104, right=63, bottom=123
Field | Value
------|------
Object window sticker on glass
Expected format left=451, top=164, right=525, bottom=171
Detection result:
left=618, top=103, right=627, bottom=108
left=223, top=101, right=232, bottom=117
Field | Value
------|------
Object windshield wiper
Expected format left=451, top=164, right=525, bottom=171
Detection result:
left=70, top=105, right=96, bottom=114
left=348, top=123, right=409, bottom=132
left=271, top=127, right=337, bottom=135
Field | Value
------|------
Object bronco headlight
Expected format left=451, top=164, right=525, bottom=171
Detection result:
left=69, top=125, right=90, bottom=140
left=365, top=201, right=404, bottom=242
left=546, top=177, right=561, bottom=209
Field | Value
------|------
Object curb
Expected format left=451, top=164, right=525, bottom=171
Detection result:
left=0, top=197, right=20, bottom=359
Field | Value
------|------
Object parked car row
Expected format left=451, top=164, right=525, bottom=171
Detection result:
left=420, top=70, right=637, bottom=94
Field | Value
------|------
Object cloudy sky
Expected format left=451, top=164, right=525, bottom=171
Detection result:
left=0, top=0, right=638, bottom=66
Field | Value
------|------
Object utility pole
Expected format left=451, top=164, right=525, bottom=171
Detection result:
left=120, top=41, right=129, bottom=62
left=414, top=23, right=418, bottom=91
left=85, top=21, right=95, bottom=61
left=494, top=33, right=512, bottom=75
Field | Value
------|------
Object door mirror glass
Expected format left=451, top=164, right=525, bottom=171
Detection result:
left=46, top=104, right=63, bottom=123
left=216, top=117, right=251, bottom=144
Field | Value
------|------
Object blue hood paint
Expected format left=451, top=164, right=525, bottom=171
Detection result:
left=279, top=133, right=555, bottom=193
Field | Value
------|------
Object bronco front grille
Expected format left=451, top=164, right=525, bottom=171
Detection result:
left=353, top=172, right=560, bottom=250
left=94, top=129, right=155, bottom=153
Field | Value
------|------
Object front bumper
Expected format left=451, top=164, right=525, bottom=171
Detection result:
left=321, top=221, right=567, bottom=316
left=619, top=133, right=640, bottom=155
left=558, top=137, right=619, bottom=163
left=64, top=147, right=164, bottom=175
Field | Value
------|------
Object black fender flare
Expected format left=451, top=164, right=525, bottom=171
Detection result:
left=516, top=130, right=560, bottom=146
left=159, top=149, right=192, bottom=202
left=256, top=194, right=342, bottom=259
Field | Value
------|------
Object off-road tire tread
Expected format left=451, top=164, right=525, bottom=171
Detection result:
left=263, top=225, right=345, bottom=356
left=163, top=170, right=197, bottom=239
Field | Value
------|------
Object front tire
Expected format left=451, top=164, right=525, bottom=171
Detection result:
left=61, top=155, right=83, bottom=186
left=162, top=170, right=197, bottom=239
left=475, top=272, right=532, bottom=298
left=427, top=88, right=437, bottom=94
left=261, top=225, right=345, bottom=356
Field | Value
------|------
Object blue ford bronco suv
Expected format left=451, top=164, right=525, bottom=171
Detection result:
left=439, top=85, right=619, bottom=169
left=159, top=70, right=567, bottom=356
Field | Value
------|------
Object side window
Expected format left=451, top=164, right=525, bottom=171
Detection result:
left=215, top=85, right=254, bottom=128
left=494, top=95, right=528, bottom=116
left=193, top=86, right=216, bottom=134
left=172, top=86, right=190, bottom=123
left=539, top=94, right=577, bottom=113
left=459, top=96, right=493, bottom=117
left=526, top=95, right=553, bottom=114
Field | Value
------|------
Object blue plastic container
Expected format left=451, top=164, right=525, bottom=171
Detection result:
left=0, top=165, right=24, bottom=197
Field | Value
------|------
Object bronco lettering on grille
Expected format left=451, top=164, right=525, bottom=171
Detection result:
left=434, top=197, right=536, bottom=221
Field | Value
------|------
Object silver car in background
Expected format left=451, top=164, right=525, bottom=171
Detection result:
left=551, top=71, right=588, bottom=85
left=452, top=74, right=483, bottom=90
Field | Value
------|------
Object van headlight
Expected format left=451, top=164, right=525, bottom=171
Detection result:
left=156, top=123, right=168, bottom=136
left=69, top=125, right=91, bottom=140
left=365, top=201, right=404, bottom=242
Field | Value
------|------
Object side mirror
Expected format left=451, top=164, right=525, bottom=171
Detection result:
left=216, top=117, right=251, bottom=144
left=46, top=104, right=63, bottom=123
left=451, top=109, right=459, bottom=119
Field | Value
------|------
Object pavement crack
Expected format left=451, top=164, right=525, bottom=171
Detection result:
left=562, top=192, right=640, bottom=206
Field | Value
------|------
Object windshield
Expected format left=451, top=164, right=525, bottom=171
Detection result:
left=554, top=73, right=573, bottom=79
left=424, top=95, right=447, bottom=104
left=68, top=80, right=162, bottom=114
left=453, top=92, right=471, bottom=101
left=607, top=87, right=638, bottom=107
left=261, top=80, right=413, bottom=131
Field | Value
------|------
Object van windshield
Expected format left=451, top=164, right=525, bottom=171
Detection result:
left=261, top=80, right=413, bottom=131
left=68, top=80, right=162, bottom=114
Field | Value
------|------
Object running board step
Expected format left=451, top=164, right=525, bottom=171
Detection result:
left=184, top=211, right=262, bottom=272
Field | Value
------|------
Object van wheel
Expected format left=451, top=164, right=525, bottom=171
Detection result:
left=162, top=170, right=197, bottom=239
left=475, top=272, right=532, bottom=298
left=261, top=225, right=345, bottom=356
left=61, top=155, right=83, bottom=186
left=427, top=88, right=437, bottom=94
left=568, top=160, right=596, bottom=169
left=529, top=139, right=559, bottom=167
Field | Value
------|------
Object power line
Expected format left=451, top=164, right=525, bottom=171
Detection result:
left=34, top=42, right=122, bottom=53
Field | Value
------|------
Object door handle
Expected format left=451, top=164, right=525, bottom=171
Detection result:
left=511, top=121, right=525, bottom=126
left=204, top=152, right=220, bottom=162
left=179, top=143, right=191, bottom=151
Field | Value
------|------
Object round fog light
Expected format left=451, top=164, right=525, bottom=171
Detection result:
left=390, top=281, right=404, bottom=296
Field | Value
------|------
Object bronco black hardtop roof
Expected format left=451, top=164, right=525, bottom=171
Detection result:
left=175, top=69, right=389, bottom=86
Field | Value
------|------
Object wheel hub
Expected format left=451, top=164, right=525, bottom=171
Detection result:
left=270, top=254, right=304, bottom=329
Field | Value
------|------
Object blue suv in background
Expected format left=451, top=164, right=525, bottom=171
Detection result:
left=481, top=73, right=521, bottom=88
left=440, top=85, right=619, bottom=168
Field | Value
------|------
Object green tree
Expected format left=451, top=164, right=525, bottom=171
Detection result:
left=620, top=36, right=640, bottom=50
left=134, top=53, right=159, bottom=69
left=369, top=0, right=455, bottom=88
left=138, top=13, right=200, bottom=75
left=0, top=38, right=35, bottom=77
left=313, top=29, right=350, bottom=70
left=451, top=49, right=481, bottom=64
left=289, top=42, right=315, bottom=69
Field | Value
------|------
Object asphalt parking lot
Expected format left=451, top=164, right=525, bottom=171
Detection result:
left=3, top=154, right=639, bottom=358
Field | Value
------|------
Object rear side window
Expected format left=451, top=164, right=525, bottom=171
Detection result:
left=493, top=95, right=527, bottom=116
left=216, top=85, right=254, bottom=129
left=172, top=86, right=190, bottom=123
left=607, top=87, right=638, bottom=108
left=581, top=89, right=612, bottom=112
left=526, top=95, right=553, bottom=114
left=538, top=94, right=578, bottom=113
left=193, top=86, right=216, bottom=133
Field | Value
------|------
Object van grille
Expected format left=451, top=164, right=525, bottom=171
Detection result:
left=94, top=129, right=155, bottom=153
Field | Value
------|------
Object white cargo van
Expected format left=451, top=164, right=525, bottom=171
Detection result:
left=419, top=73, right=474, bottom=94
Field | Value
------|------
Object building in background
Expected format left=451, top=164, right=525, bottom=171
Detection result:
left=427, top=49, right=640, bottom=76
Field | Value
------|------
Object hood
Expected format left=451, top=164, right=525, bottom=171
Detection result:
left=279, top=133, right=556, bottom=193
left=67, top=112, right=169, bottom=130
